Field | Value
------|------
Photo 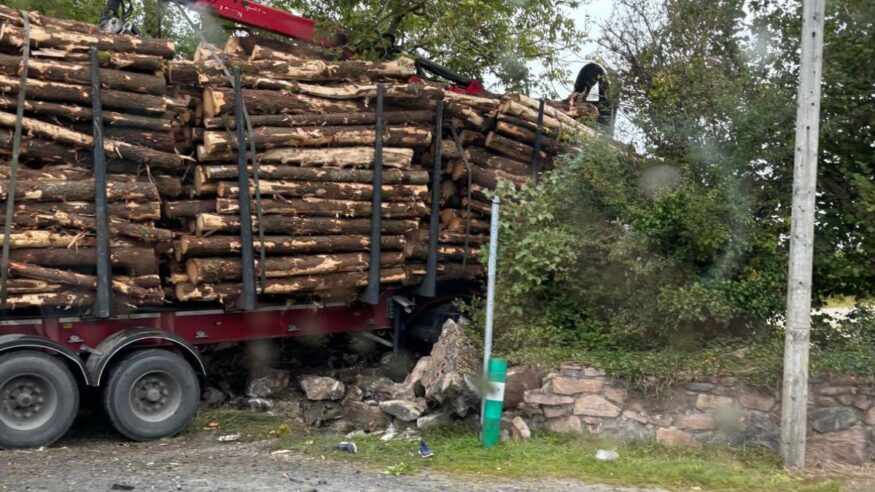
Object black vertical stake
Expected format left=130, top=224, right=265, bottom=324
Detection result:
left=361, top=84, right=384, bottom=305
left=530, top=98, right=546, bottom=181
left=90, top=47, right=111, bottom=319
left=233, top=69, right=256, bottom=311
left=416, top=97, right=444, bottom=298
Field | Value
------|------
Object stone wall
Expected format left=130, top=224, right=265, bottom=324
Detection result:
left=504, top=363, right=875, bottom=465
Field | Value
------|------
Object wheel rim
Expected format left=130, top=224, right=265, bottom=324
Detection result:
left=0, top=373, right=59, bottom=431
left=128, top=370, right=182, bottom=423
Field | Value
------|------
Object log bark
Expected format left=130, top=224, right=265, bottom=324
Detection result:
left=203, top=87, right=363, bottom=118
left=2, top=290, right=94, bottom=309
left=0, top=74, right=167, bottom=115
left=405, top=243, right=480, bottom=260
left=195, top=213, right=418, bottom=236
left=215, top=198, right=428, bottom=219
left=245, top=55, right=416, bottom=81
left=68, top=126, right=176, bottom=153
left=257, top=147, right=414, bottom=169
left=495, top=119, right=562, bottom=153
left=465, top=147, right=531, bottom=175
left=6, top=201, right=161, bottom=222
left=242, top=80, right=442, bottom=101
left=3, top=279, right=63, bottom=293
left=201, top=125, right=431, bottom=154
left=468, top=165, right=528, bottom=189
left=0, top=231, right=93, bottom=249
left=163, top=200, right=216, bottom=219
left=11, top=210, right=172, bottom=243
left=197, top=164, right=428, bottom=185
left=185, top=251, right=406, bottom=284
left=216, top=180, right=429, bottom=202
left=485, top=132, right=547, bottom=162
left=176, top=234, right=406, bottom=259
left=407, top=229, right=488, bottom=245
left=0, top=22, right=175, bottom=58
left=8, top=261, right=148, bottom=298
left=0, top=96, right=172, bottom=131
left=203, top=110, right=434, bottom=129
left=0, top=179, right=158, bottom=202
left=506, top=94, right=596, bottom=136
left=0, top=111, right=181, bottom=169
left=0, top=54, right=166, bottom=95
left=9, top=247, right=158, bottom=275
left=174, top=268, right=408, bottom=301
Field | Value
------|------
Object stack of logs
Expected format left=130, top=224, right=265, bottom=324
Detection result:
left=0, top=6, right=182, bottom=310
left=0, top=7, right=596, bottom=311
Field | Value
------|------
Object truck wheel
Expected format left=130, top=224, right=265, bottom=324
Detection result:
left=0, top=350, right=79, bottom=449
left=103, top=349, right=199, bottom=441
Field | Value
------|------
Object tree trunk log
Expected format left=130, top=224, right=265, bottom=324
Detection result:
left=0, top=53, right=166, bottom=95
left=203, top=110, right=434, bottom=129
left=216, top=180, right=428, bottom=202
left=485, top=132, right=546, bottom=162
left=0, top=22, right=175, bottom=58
left=404, top=243, right=480, bottom=260
left=506, top=94, right=596, bottom=136
left=0, top=111, right=181, bottom=169
left=5, top=201, right=161, bottom=222
left=0, top=179, right=158, bottom=202
left=0, top=74, right=167, bottom=115
left=201, top=125, right=431, bottom=155
left=163, top=200, right=216, bottom=219
left=11, top=210, right=172, bottom=243
left=495, top=120, right=562, bottom=153
left=8, top=261, right=148, bottom=298
left=0, top=96, right=172, bottom=131
left=195, top=213, right=418, bottom=236
left=465, top=147, right=531, bottom=175
left=197, top=164, right=427, bottom=185
left=245, top=54, right=415, bottom=81
left=3, top=278, right=63, bottom=293
left=185, top=251, right=405, bottom=284
left=9, top=247, right=158, bottom=275
left=176, top=234, right=406, bottom=260
left=174, top=268, right=408, bottom=301
left=215, top=197, right=428, bottom=219
left=203, top=87, right=363, bottom=118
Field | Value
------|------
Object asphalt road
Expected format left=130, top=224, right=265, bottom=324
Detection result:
left=0, top=433, right=665, bottom=492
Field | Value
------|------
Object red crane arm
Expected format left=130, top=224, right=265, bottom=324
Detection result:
left=186, top=0, right=346, bottom=48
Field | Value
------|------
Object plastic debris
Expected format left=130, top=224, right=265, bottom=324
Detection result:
left=337, top=441, right=358, bottom=453
left=380, top=423, right=397, bottom=442
left=418, top=440, right=433, bottom=458
left=218, top=433, right=241, bottom=442
left=595, top=449, right=619, bottom=461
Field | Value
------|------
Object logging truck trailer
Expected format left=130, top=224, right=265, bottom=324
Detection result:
left=0, top=285, right=464, bottom=449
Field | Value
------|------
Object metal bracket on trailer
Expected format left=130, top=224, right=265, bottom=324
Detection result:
left=416, top=96, right=445, bottom=298
left=90, top=47, right=112, bottom=319
left=84, top=328, right=206, bottom=387
left=361, top=84, right=385, bottom=305
left=232, top=68, right=257, bottom=311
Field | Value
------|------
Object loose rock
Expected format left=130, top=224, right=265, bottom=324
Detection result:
left=300, top=375, right=346, bottom=401
left=379, top=399, right=424, bottom=421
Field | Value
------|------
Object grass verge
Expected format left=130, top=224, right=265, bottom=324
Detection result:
left=270, top=425, right=842, bottom=491
left=185, top=407, right=287, bottom=441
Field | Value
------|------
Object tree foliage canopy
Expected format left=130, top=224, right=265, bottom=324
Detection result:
left=490, top=0, right=875, bottom=352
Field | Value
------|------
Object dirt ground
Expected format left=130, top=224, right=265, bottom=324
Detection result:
left=0, top=426, right=662, bottom=492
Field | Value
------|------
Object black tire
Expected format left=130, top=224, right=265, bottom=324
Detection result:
left=0, top=350, right=80, bottom=449
left=103, top=349, right=199, bottom=441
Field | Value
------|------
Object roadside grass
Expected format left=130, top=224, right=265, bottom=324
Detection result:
left=186, top=407, right=286, bottom=441
left=271, top=425, right=842, bottom=492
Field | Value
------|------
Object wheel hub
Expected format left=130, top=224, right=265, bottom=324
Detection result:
left=0, top=375, right=55, bottom=430
left=133, top=377, right=170, bottom=413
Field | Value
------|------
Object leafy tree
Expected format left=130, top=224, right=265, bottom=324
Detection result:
left=5, top=0, right=104, bottom=23
left=490, top=0, right=874, bottom=352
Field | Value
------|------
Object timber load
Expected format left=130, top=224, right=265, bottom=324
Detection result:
left=0, top=8, right=597, bottom=312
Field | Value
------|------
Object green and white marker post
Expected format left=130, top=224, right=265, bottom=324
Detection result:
left=480, top=196, right=504, bottom=448
left=481, top=357, right=507, bottom=448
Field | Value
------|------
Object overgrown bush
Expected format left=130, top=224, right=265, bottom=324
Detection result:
left=488, top=136, right=788, bottom=353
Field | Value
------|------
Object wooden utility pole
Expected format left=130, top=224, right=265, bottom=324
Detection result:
left=780, top=0, right=826, bottom=469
